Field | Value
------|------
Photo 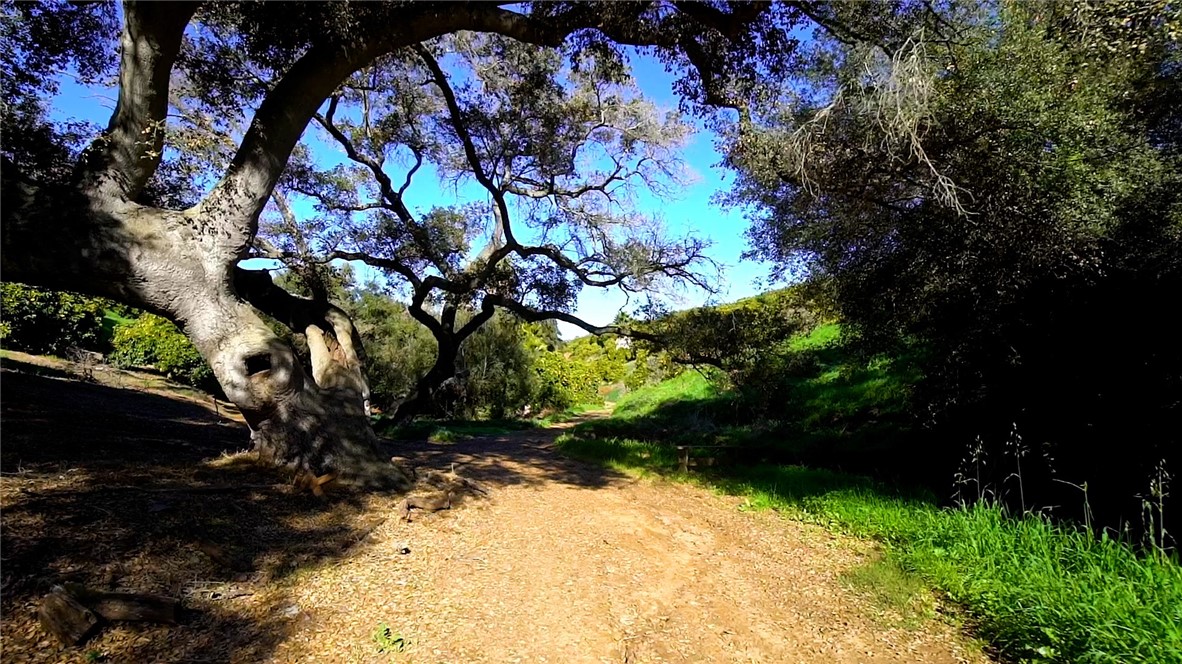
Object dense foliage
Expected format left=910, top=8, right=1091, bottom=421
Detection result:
left=530, top=347, right=601, bottom=412
left=636, top=285, right=835, bottom=414
left=108, top=314, right=215, bottom=389
left=730, top=1, right=1181, bottom=533
left=240, top=24, right=719, bottom=423
left=587, top=306, right=925, bottom=477
left=348, top=288, right=437, bottom=410
left=0, top=282, right=105, bottom=355
left=348, top=287, right=633, bottom=419
left=446, top=313, right=539, bottom=419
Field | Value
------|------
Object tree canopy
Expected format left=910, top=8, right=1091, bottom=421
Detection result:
left=250, top=30, right=716, bottom=420
left=0, top=1, right=815, bottom=484
left=727, top=0, right=1181, bottom=523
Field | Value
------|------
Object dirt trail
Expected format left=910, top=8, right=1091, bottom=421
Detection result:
left=0, top=360, right=987, bottom=663
left=273, top=418, right=987, bottom=664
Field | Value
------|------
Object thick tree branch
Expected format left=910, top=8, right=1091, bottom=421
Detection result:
left=233, top=268, right=329, bottom=333
left=671, top=2, right=767, bottom=41
left=233, top=267, right=369, bottom=400
left=503, top=161, right=627, bottom=199
left=483, top=294, right=657, bottom=342
left=405, top=282, right=447, bottom=339
left=79, top=1, right=198, bottom=201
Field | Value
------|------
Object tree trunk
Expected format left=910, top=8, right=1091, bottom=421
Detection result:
left=387, top=297, right=499, bottom=425
left=1, top=179, right=407, bottom=490
left=389, top=341, right=461, bottom=425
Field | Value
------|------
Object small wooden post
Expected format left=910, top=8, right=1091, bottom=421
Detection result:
left=677, top=446, right=689, bottom=473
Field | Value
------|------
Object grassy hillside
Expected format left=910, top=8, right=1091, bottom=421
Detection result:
left=557, top=345, right=1182, bottom=663
left=576, top=321, right=930, bottom=479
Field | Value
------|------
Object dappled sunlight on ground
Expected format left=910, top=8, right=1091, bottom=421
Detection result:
left=1, top=357, right=987, bottom=663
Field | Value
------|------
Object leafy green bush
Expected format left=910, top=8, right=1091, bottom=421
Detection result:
left=0, top=283, right=106, bottom=355
left=350, top=290, right=438, bottom=410
left=532, top=350, right=600, bottom=411
left=109, top=314, right=214, bottom=388
left=455, top=312, right=536, bottom=419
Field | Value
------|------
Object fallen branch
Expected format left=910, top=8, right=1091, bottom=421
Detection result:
left=92, top=484, right=283, bottom=494
left=40, top=583, right=180, bottom=646
left=421, top=469, right=489, bottom=496
left=63, top=583, right=178, bottom=624
left=396, top=491, right=453, bottom=522
left=39, top=586, right=98, bottom=645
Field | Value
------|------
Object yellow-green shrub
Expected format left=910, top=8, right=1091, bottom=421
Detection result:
left=109, top=314, right=214, bottom=388
left=0, top=282, right=105, bottom=355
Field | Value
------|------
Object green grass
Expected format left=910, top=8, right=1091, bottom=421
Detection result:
left=841, top=556, right=937, bottom=629
left=556, top=372, right=1182, bottom=664
left=534, top=401, right=611, bottom=425
left=765, top=323, right=925, bottom=472
left=578, top=325, right=923, bottom=471
left=101, top=309, right=134, bottom=346
left=612, top=370, right=720, bottom=421
left=553, top=433, right=680, bottom=476
left=571, top=371, right=755, bottom=446
left=427, top=428, right=460, bottom=443
left=788, top=320, right=842, bottom=351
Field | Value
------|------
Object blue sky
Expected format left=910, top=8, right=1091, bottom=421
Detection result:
left=49, top=44, right=782, bottom=339
left=559, top=54, right=779, bottom=334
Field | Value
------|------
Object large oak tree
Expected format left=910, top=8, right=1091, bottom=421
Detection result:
left=1, top=1, right=806, bottom=486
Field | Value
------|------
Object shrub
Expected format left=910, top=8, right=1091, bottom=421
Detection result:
left=0, top=282, right=105, bottom=355
left=454, top=311, right=536, bottom=419
left=532, top=351, right=599, bottom=411
left=109, top=314, right=214, bottom=388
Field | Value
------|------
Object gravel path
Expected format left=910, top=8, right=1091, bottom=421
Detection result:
left=269, top=419, right=989, bottom=664
left=0, top=361, right=988, bottom=664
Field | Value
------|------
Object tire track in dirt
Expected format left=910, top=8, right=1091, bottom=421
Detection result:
left=269, top=417, right=989, bottom=664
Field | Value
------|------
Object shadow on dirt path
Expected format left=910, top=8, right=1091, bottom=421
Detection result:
left=275, top=413, right=991, bottom=664
left=385, top=412, right=621, bottom=490
left=2, top=357, right=988, bottom=663
left=0, top=359, right=621, bottom=663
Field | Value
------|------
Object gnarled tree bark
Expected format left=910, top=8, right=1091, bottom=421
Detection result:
left=1, top=2, right=417, bottom=488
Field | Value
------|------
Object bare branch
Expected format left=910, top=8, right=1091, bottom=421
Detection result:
left=414, top=43, right=518, bottom=247
left=483, top=294, right=656, bottom=342
left=314, top=99, right=457, bottom=275
left=399, top=147, right=425, bottom=197
left=315, top=98, right=413, bottom=222
left=503, top=161, right=627, bottom=199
